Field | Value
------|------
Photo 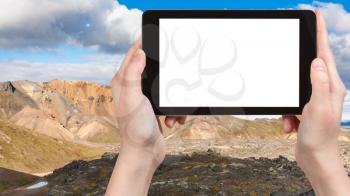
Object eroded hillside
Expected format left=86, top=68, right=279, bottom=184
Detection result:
left=0, top=80, right=120, bottom=144
left=0, top=120, right=104, bottom=174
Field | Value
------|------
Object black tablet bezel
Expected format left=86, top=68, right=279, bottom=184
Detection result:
left=142, top=10, right=316, bottom=115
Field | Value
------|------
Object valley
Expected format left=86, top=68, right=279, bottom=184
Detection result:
left=1, top=80, right=350, bottom=195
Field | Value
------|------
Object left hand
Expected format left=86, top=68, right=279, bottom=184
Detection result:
left=106, top=39, right=185, bottom=196
left=111, top=38, right=186, bottom=166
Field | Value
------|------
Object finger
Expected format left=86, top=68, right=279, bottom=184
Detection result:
left=309, top=58, right=331, bottom=104
left=282, top=116, right=294, bottom=133
left=316, top=10, right=331, bottom=57
left=112, top=45, right=136, bottom=84
left=290, top=116, right=300, bottom=131
left=165, top=116, right=186, bottom=128
left=282, top=115, right=300, bottom=133
left=123, top=39, right=142, bottom=68
left=176, top=116, right=186, bottom=124
left=122, top=49, right=146, bottom=97
left=111, top=46, right=139, bottom=107
left=316, top=10, right=344, bottom=94
left=134, top=37, right=142, bottom=48
left=117, top=39, right=142, bottom=78
left=165, top=116, right=176, bottom=128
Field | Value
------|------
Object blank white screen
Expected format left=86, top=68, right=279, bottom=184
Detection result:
left=159, top=19, right=299, bottom=107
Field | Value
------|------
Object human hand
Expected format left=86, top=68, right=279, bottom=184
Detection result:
left=106, top=39, right=185, bottom=196
left=282, top=10, right=350, bottom=196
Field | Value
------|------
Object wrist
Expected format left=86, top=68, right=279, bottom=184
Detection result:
left=106, top=146, right=159, bottom=196
left=297, top=149, right=350, bottom=196
left=118, top=144, right=161, bottom=171
left=119, top=133, right=166, bottom=169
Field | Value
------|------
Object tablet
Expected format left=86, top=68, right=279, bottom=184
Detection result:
left=142, top=10, right=316, bottom=115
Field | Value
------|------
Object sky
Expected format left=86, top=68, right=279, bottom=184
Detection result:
left=0, top=0, right=349, bottom=120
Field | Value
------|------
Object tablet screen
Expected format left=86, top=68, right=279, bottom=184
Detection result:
left=159, top=19, right=299, bottom=107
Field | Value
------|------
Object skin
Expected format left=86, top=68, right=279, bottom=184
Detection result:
left=282, top=10, right=350, bottom=196
left=106, top=10, right=350, bottom=196
left=105, top=39, right=185, bottom=196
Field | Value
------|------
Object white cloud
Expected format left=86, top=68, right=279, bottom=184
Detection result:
left=0, top=54, right=122, bottom=85
left=299, top=2, right=350, bottom=34
left=298, top=2, right=350, bottom=121
left=0, top=0, right=142, bottom=53
left=329, top=34, right=350, bottom=88
left=298, top=1, right=350, bottom=89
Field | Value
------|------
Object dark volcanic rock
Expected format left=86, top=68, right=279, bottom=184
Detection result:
left=270, top=188, right=315, bottom=196
left=101, top=152, right=117, bottom=161
left=46, top=157, right=115, bottom=196
left=41, top=153, right=314, bottom=196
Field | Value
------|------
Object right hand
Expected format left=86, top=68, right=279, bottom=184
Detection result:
left=282, top=10, right=350, bottom=196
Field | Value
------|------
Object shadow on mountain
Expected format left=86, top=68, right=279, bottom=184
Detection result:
left=0, top=167, right=39, bottom=192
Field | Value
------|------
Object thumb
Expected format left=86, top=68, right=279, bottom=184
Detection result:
left=309, top=58, right=330, bottom=104
left=123, top=49, right=146, bottom=97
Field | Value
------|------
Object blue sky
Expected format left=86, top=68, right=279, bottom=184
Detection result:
left=119, top=0, right=350, bottom=10
left=0, top=46, right=94, bottom=64
left=0, top=0, right=349, bottom=120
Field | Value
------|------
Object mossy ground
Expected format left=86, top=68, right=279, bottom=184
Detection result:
left=40, top=152, right=313, bottom=196
left=149, top=152, right=311, bottom=196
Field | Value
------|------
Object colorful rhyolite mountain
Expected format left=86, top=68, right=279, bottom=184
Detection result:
left=1, top=80, right=350, bottom=196
left=1, top=80, right=350, bottom=174
left=0, top=80, right=119, bottom=143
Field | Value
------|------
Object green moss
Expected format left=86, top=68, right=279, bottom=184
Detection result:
left=0, top=182, right=11, bottom=192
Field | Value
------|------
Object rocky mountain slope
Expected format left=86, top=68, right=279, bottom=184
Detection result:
left=0, top=80, right=119, bottom=144
left=43, top=80, right=116, bottom=121
left=0, top=120, right=105, bottom=174
left=161, top=116, right=350, bottom=142
left=2, top=80, right=349, bottom=144
left=1, top=80, right=350, bottom=195
left=162, top=116, right=289, bottom=140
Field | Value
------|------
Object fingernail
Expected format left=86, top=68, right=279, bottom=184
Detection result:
left=312, top=59, right=324, bottom=71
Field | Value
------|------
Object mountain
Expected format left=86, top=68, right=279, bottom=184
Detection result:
left=0, top=120, right=104, bottom=174
left=1, top=80, right=350, bottom=144
left=0, top=81, right=38, bottom=119
left=1, top=80, right=291, bottom=144
left=1, top=80, right=350, bottom=195
left=1, top=80, right=349, bottom=169
left=162, top=116, right=350, bottom=142
left=0, top=80, right=120, bottom=144
left=43, top=80, right=116, bottom=121
left=161, top=116, right=290, bottom=140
